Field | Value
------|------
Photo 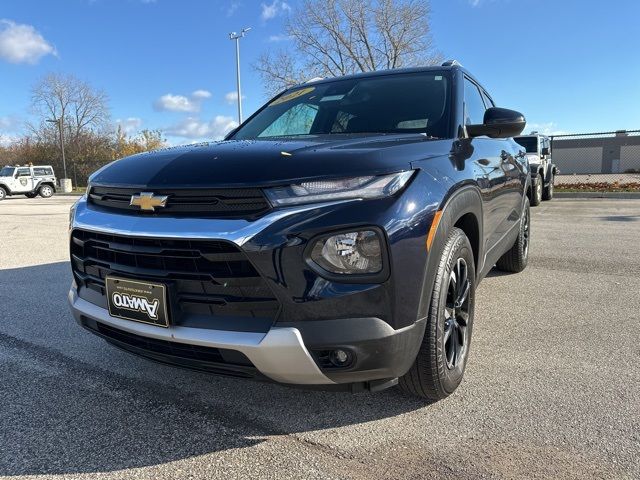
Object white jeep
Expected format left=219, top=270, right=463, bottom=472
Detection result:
left=514, top=134, right=557, bottom=206
left=0, top=165, right=57, bottom=201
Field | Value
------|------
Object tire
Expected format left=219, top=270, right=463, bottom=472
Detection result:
left=531, top=175, right=542, bottom=206
left=399, top=227, right=475, bottom=401
left=0, top=187, right=6, bottom=201
left=25, top=192, right=38, bottom=198
left=496, top=197, right=530, bottom=273
left=39, top=184, right=54, bottom=198
left=542, top=173, right=554, bottom=201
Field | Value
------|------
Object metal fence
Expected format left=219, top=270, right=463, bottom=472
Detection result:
left=550, top=130, right=640, bottom=189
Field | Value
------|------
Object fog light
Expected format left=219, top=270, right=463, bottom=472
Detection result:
left=310, top=230, right=382, bottom=274
left=329, top=349, right=352, bottom=367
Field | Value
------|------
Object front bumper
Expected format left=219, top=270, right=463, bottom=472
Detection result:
left=69, top=285, right=424, bottom=387
left=69, top=286, right=332, bottom=384
left=69, top=176, right=437, bottom=387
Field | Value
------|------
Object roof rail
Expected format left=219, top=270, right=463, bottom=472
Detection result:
left=441, top=60, right=462, bottom=67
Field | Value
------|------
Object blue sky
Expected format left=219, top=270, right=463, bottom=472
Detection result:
left=1, top=0, right=639, bottom=145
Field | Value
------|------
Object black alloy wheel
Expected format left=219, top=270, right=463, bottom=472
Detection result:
left=399, top=227, right=476, bottom=401
left=444, top=258, right=471, bottom=370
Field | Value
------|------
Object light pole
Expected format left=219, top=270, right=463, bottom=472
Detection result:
left=229, top=27, right=251, bottom=124
left=46, top=117, right=67, bottom=179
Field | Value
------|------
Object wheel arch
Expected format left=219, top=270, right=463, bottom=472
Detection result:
left=36, top=180, right=56, bottom=192
left=417, top=184, right=484, bottom=320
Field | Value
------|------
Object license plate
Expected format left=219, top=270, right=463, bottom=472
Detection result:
left=106, top=276, right=170, bottom=327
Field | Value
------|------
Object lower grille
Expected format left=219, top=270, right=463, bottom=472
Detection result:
left=88, top=186, right=271, bottom=218
left=84, top=320, right=259, bottom=378
left=71, top=229, right=279, bottom=331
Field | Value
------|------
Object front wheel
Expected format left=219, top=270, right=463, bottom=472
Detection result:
left=39, top=184, right=54, bottom=198
left=0, top=187, right=6, bottom=201
left=399, top=227, right=475, bottom=401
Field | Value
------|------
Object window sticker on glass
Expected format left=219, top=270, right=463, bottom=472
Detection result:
left=270, top=87, right=316, bottom=106
left=320, top=94, right=345, bottom=102
left=435, top=76, right=443, bottom=81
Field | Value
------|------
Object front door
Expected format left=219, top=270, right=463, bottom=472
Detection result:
left=13, top=167, right=34, bottom=193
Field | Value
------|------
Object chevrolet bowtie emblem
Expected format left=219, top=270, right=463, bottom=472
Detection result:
left=130, top=192, right=169, bottom=211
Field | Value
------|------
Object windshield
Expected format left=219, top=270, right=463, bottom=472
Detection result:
left=514, top=137, right=538, bottom=154
left=233, top=71, right=451, bottom=140
left=0, top=166, right=15, bottom=177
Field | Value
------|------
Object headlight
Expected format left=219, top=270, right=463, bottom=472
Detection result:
left=310, top=230, right=383, bottom=275
left=264, top=171, right=414, bottom=207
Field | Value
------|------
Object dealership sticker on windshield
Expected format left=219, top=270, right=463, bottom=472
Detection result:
left=270, top=87, right=315, bottom=106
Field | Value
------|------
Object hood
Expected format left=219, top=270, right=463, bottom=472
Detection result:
left=91, top=135, right=451, bottom=188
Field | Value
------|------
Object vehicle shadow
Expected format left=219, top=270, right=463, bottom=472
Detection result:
left=598, top=215, right=640, bottom=222
left=0, top=262, right=428, bottom=476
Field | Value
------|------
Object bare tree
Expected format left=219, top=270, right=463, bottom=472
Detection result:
left=28, top=73, right=110, bottom=181
left=255, top=0, right=442, bottom=95
left=30, top=73, right=110, bottom=141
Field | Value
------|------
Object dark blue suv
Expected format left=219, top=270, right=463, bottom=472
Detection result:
left=69, top=62, right=530, bottom=401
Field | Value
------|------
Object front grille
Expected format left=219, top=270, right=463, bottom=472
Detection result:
left=88, top=186, right=271, bottom=218
left=71, top=229, right=279, bottom=330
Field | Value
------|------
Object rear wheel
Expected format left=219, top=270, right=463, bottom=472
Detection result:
left=399, top=227, right=475, bottom=401
left=39, top=184, right=54, bottom=198
left=542, top=173, right=554, bottom=200
left=0, top=187, right=6, bottom=201
left=496, top=197, right=530, bottom=273
left=531, top=175, right=542, bottom=206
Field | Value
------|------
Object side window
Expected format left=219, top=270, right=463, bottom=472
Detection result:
left=463, top=78, right=487, bottom=126
left=16, top=168, right=31, bottom=177
left=481, top=91, right=495, bottom=109
left=33, top=167, right=48, bottom=176
left=259, top=103, right=319, bottom=137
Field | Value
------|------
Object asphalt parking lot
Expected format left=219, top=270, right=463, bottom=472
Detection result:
left=0, top=196, right=638, bottom=479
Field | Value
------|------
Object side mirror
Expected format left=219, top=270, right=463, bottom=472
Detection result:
left=541, top=147, right=550, bottom=156
left=466, top=107, right=526, bottom=139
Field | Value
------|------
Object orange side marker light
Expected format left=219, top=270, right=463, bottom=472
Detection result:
left=426, top=210, right=443, bottom=252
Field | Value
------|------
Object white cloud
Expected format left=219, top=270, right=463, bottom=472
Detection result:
left=192, top=89, right=212, bottom=100
left=226, top=1, right=241, bottom=16
left=224, top=91, right=246, bottom=104
left=268, top=34, right=291, bottom=42
left=164, top=115, right=238, bottom=140
left=115, top=117, right=143, bottom=134
left=524, top=122, right=569, bottom=136
left=0, top=134, right=18, bottom=146
left=0, top=114, right=22, bottom=135
left=261, top=0, right=290, bottom=20
left=154, top=89, right=212, bottom=113
left=0, top=19, right=56, bottom=64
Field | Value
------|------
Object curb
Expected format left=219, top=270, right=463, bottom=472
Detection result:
left=555, top=191, right=640, bottom=199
